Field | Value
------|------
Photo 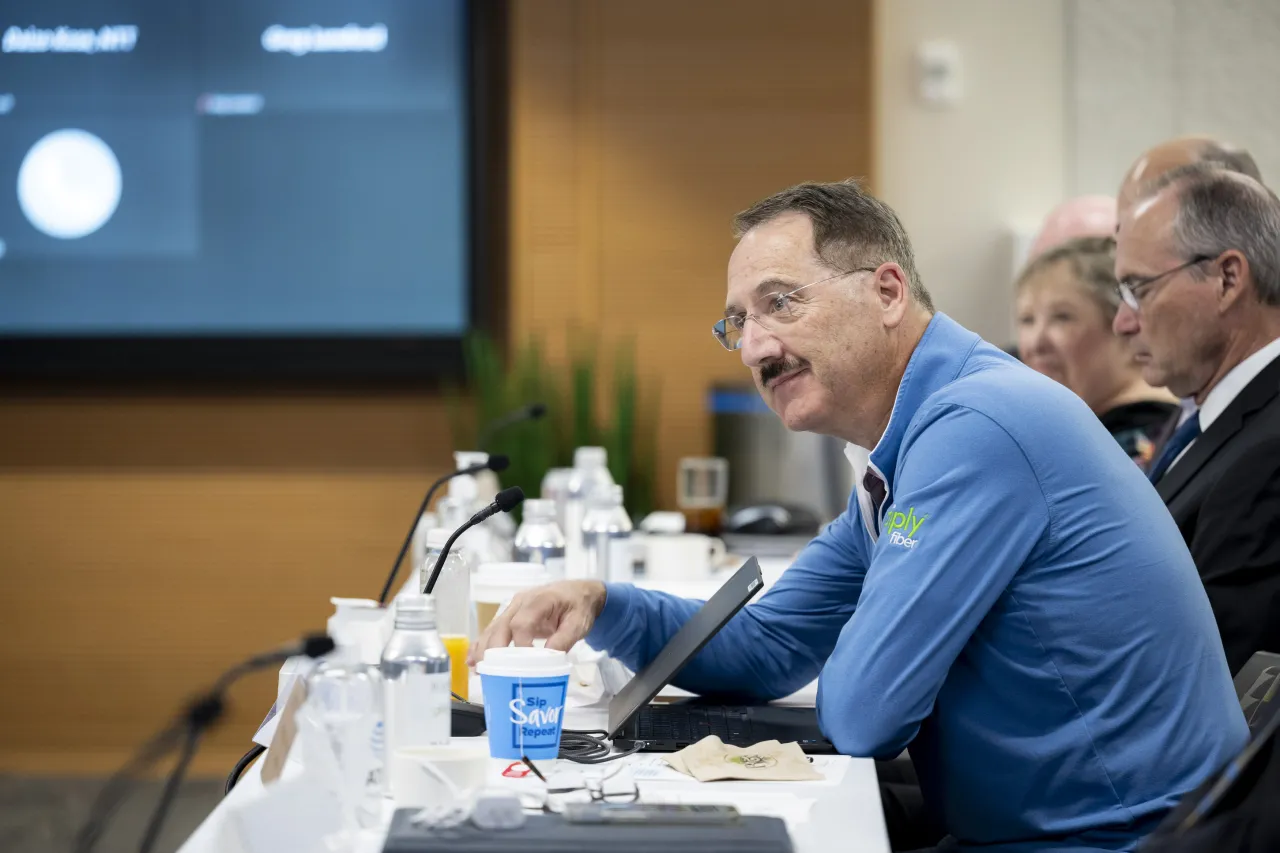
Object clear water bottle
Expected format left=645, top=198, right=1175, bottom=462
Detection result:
left=422, top=528, right=471, bottom=626
left=421, top=529, right=473, bottom=699
left=380, top=595, right=451, bottom=760
left=582, top=484, right=633, bottom=583
left=306, top=637, right=384, bottom=826
left=408, top=511, right=438, bottom=592
left=540, top=467, right=575, bottom=533
left=513, top=498, right=567, bottom=579
left=564, top=448, right=614, bottom=579
left=439, top=471, right=505, bottom=563
left=455, top=451, right=497, bottom=504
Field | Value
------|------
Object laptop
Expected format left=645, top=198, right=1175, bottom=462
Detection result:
left=608, top=558, right=836, bottom=754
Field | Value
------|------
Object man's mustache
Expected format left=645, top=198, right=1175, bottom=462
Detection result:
left=759, top=358, right=808, bottom=387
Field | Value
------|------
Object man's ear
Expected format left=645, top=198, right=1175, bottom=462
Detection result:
left=876, top=264, right=910, bottom=328
left=1217, top=250, right=1250, bottom=314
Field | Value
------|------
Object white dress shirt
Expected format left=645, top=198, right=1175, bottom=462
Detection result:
left=1169, top=334, right=1280, bottom=471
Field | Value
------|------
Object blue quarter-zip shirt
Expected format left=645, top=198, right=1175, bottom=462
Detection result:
left=587, top=313, right=1246, bottom=852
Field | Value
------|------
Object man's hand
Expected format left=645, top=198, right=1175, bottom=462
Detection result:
left=467, top=580, right=608, bottom=665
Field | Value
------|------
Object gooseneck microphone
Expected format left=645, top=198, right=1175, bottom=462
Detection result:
left=478, top=402, right=548, bottom=450
left=424, top=486, right=525, bottom=595
left=75, top=634, right=336, bottom=853
left=377, top=454, right=511, bottom=605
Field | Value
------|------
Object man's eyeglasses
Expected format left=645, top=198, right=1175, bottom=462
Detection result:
left=515, top=759, right=639, bottom=813
left=713, top=267, right=879, bottom=351
left=1116, top=254, right=1216, bottom=312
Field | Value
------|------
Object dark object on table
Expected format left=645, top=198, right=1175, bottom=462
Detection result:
left=381, top=808, right=793, bottom=853
left=452, top=699, right=488, bottom=737
left=725, top=503, right=820, bottom=537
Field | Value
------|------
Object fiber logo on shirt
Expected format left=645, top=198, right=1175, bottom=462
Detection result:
left=884, top=507, right=927, bottom=549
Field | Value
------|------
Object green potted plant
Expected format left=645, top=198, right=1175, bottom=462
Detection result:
left=448, top=331, right=658, bottom=522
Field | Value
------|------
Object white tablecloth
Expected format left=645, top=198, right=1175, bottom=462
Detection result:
left=178, top=730, right=889, bottom=853
left=178, top=557, right=889, bottom=852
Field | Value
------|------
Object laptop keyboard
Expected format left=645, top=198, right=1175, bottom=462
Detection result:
left=634, top=706, right=750, bottom=745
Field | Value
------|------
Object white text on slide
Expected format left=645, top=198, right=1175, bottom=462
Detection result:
left=260, top=24, right=388, bottom=57
left=2, top=25, right=138, bottom=54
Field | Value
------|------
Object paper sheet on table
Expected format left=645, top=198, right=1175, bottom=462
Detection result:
left=641, top=790, right=815, bottom=831
left=631, top=753, right=850, bottom=786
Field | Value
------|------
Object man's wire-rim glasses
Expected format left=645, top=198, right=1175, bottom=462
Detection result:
left=517, top=757, right=639, bottom=813
left=712, top=266, right=879, bottom=351
left=1116, top=254, right=1218, bottom=312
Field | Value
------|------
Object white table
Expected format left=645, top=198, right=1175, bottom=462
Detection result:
left=179, top=688, right=888, bottom=853
left=178, top=559, right=889, bottom=852
left=179, top=736, right=887, bottom=853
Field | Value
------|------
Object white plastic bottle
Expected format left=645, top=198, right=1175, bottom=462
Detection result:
left=582, top=484, right=634, bottom=583
left=564, top=447, right=615, bottom=579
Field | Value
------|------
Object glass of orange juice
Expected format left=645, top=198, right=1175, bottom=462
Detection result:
left=442, top=634, right=470, bottom=701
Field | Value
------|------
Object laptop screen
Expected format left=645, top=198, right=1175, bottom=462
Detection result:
left=606, top=558, right=765, bottom=736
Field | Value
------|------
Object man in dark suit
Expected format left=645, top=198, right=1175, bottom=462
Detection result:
left=1113, top=163, right=1280, bottom=675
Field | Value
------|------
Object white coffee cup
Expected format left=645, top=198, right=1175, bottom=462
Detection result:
left=389, top=740, right=491, bottom=809
left=643, top=533, right=727, bottom=580
left=472, top=562, right=552, bottom=636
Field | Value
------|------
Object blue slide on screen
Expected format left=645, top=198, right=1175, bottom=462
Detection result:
left=0, top=0, right=469, bottom=337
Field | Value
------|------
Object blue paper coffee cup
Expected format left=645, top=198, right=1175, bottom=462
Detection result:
left=476, top=647, right=571, bottom=760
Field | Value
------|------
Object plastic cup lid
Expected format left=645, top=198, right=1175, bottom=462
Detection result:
left=330, top=597, right=383, bottom=619
left=472, top=562, right=552, bottom=602
left=475, top=646, right=571, bottom=677
left=475, top=561, right=550, bottom=582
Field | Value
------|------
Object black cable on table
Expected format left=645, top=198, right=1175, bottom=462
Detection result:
left=138, top=724, right=204, bottom=853
left=558, top=729, right=645, bottom=764
left=225, top=743, right=266, bottom=795
left=73, top=722, right=188, bottom=853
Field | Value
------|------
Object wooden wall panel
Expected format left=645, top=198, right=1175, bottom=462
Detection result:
left=509, top=0, right=875, bottom=507
left=0, top=0, right=872, bottom=776
left=0, top=398, right=453, bottom=774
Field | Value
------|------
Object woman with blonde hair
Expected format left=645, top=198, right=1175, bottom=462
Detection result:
left=1015, top=235, right=1178, bottom=465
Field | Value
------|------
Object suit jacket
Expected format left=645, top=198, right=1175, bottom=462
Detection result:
left=1156, top=353, right=1280, bottom=675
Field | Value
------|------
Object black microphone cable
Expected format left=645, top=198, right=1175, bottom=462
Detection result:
left=74, top=634, right=336, bottom=853
left=225, top=743, right=266, bottom=795
left=558, top=730, right=646, bottom=764
left=478, top=402, right=547, bottom=450
left=378, top=454, right=510, bottom=605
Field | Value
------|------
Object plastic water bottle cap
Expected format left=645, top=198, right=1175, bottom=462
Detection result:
left=454, top=451, right=488, bottom=469
left=426, top=527, right=454, bottom=550
left=573, top=446, right=607, bottom=468
left=522, top=498, right=556, bottom=520
left=394, top=594, right=437, bottom=630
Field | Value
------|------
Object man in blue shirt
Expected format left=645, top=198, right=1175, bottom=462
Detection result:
left=473, top=180, right=1246, bottom=852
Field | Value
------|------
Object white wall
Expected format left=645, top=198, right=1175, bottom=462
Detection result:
left=1069, top=0, right=1280, bottom=195
left=874, top=0, right=1068, bottom=346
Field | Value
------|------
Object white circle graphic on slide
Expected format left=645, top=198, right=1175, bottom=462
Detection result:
left=17, top=129, right=122, bottom=240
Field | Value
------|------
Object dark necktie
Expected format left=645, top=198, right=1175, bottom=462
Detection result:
left=863, top=469, right=888, bottom=535
left=1147, top=410, right=1201, bottom=483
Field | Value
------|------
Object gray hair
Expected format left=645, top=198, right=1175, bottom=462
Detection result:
left=1150, top=163, right=1280, bottom=306
left=1191, top=140, right=1263, bottom=183
left=733, top=179, right=934, bottom=312
left=1016, top=235, right=1121, bottom=320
